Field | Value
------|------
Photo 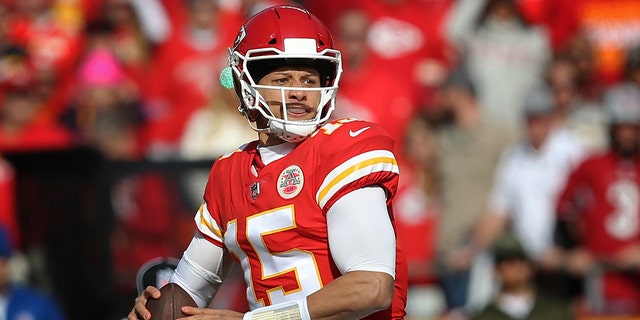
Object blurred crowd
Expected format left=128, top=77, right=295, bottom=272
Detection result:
left=1, top=0, right=640, bottom=319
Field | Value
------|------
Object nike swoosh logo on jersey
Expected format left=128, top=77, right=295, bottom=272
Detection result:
left=349, top=126, right=371, bottom=137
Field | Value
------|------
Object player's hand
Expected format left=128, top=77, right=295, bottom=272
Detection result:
left=178, top=307, right=244, bottom=319
left=128, top=286, right=161, bottom=320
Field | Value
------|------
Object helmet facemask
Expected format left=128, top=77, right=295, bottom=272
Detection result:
left=231, top=39, right=342, bottom=143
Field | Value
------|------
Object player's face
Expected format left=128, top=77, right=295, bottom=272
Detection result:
left=257, top=66, right=322, bottom=122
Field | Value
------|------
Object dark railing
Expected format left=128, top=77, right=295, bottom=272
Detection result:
left=4, top=148, right=214, bottom=320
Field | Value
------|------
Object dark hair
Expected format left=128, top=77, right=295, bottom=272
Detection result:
left=492, top=233, right=529, bottom=263
left=475, top=0, right=528, bottom=29
left=441, top=64, right=477, bottom=97
left=248, top=58, right=337, bottom=86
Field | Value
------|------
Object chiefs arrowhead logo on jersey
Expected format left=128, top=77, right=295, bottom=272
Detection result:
left=277, top=165, right=304, bottom=199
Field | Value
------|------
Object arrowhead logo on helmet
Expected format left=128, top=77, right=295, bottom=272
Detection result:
left=232, top=26, right=246, bottom=52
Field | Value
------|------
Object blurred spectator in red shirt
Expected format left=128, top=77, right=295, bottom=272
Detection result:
left=4, top=0, right=85, bottom=120
left=395, top=112, right=446, bottom=319
left=0, top=47, right=74, bottom=152
left=307, top=0, right=452, bottom=111
left=6, top=0, right=83, bottom=70
left=310, top=0, right=452, bottom=74
left=355, top=0, right=452, bottom=86
left=142, top=0, right=243, bottom=159
left=329, top=8, right=422, bottom=160
left=553, top=83, right=640, bottom=316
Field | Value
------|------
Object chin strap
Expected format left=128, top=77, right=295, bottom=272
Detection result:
left=242, top=298, right=311, bottom=320
left=268, top=119, right=319, bottom=143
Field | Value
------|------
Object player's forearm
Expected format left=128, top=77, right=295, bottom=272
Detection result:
left=170, top=232, right=234, bottom=307
left=241, top=271, right=394, bottom=320
left=305, top=270, right=394, bottom=320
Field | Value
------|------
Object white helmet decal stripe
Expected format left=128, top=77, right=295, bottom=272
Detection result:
left=283, top=38, right=318, bottom=54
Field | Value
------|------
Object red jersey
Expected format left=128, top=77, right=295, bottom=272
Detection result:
left=557, top=151, right=640, bottom=302
left=196, top=118, right=408, bottom=319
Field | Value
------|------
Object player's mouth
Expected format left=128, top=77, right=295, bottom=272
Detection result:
left=285, top=104, right=313, bottom=119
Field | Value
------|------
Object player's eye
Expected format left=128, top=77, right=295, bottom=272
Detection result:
left=272, top=77, right=290, bottom=86
left=301, top=78, right=319, bottom=87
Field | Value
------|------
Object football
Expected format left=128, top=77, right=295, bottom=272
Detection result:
left=145, top=283, right=197, bottom=319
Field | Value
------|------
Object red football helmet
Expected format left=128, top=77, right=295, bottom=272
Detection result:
left=229, top=5, right=343, bottom=142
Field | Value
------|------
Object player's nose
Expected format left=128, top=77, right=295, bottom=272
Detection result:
left=287, top=86, right=307, bottom=101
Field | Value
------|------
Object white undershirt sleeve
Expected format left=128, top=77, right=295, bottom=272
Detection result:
left=170, top=232, right=227, bottom=308
left=326, top=187, right=396, bottom=278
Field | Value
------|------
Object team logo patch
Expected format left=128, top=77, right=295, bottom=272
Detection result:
left=277, top=165, right=304, bottom=199
left=250, top=182, right=260, bottom=200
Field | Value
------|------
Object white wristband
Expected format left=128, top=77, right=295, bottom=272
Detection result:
left=243, top=298, right=311, bottom=320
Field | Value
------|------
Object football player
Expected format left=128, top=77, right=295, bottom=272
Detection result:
left=128, top=5, right=407, bottom=320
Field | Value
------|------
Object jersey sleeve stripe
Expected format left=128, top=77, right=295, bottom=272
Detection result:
left=194, top=203, right=224, bottom=243
left=316, top=150, right=399, bottom=209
